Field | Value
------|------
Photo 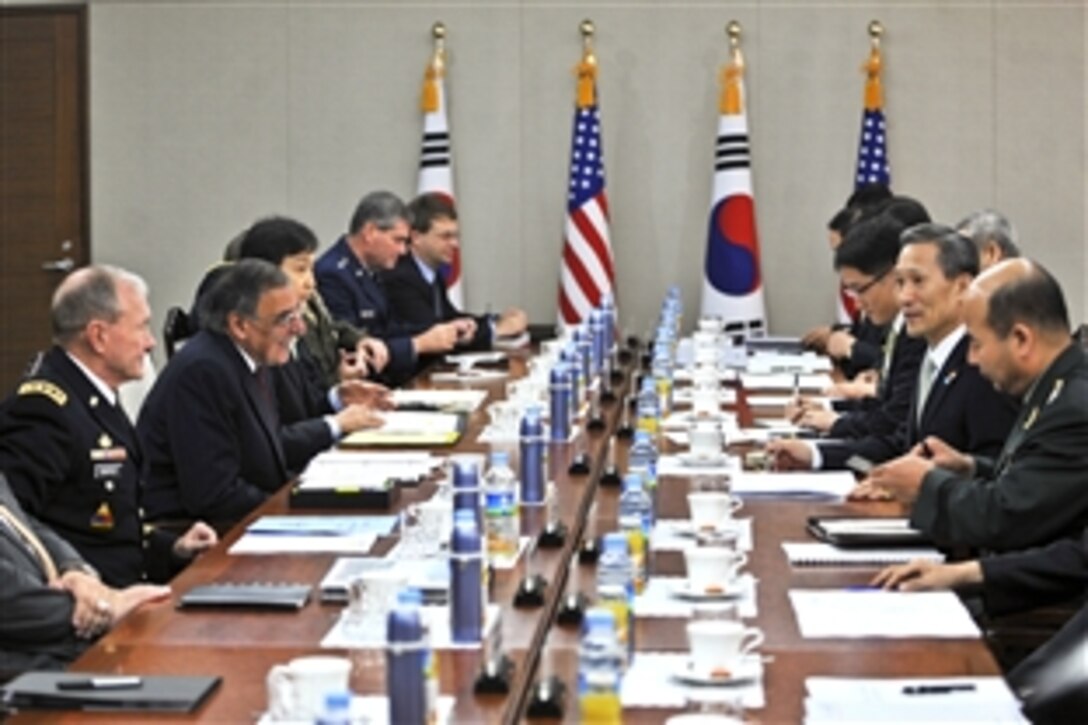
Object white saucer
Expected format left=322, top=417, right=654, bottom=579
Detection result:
left=672, top=520, right=741, bottom=539
left=672, top=658, right=759, bottom=686
left=670, top=579, right=741, bottom=601
left=677, top=452, right=731, bottom=468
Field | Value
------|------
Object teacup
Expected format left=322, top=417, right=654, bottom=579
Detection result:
left=683, top=545, right=747, bottom=594
left=686, top=620, right=764, bottom=672
left=688, top=422, right=723, bottom=456
left=342, top=568, right=407, bottom=641
left=687, top=491, right=743, bottom=531
left=267, top=656, right=351, bottom=721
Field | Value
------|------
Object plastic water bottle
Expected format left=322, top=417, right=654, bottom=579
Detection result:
left=651, top=349, right=674, bottom=416
left=596, top=532, right=634, bottom=668
left=549, top=364, right=571, bottom=442
left=450, top=510, right=484, bottom=644
left=600, top=294, right=616, bottom=354
left=519, top=406, right=545, bottom=505
left=588, top=309, right=605, bottom=374
left=573, top=327, right=593, bottom=392
left=578, top=608, right=623, bottom=724
left=634, top=377, right=660, bottom=436
left=618, top=473, right=652, bottom=595
left=483, top=451, right=519, bottom=566
left=387, top=596, right=426, bottom=724
left=627, top=430, right=659, bottom=527
left=560, top=346, right=583, bottom=411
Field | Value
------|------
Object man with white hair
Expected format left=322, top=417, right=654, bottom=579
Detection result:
left=0, top=265, right=217, bottom=587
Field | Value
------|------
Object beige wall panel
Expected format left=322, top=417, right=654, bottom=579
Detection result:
left=84, top=0, right=1086, bottom=346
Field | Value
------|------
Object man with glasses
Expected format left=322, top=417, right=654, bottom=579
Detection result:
left=0, top=266, right=217, bottom=587
left=316, top=190, right=469, bottom=384
left=783, top=212, right=926, bottom=440
left=140, top=260, right=300, bottom=525
left=384, top=193, right=528, bottom=354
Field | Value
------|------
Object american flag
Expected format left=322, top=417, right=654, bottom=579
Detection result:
left=855, top=43, right=890, bottom=189
left=838, top=40, right=890, bottom=323
left=418, top=47, right=462, bottom=307
left=558, top=80, right=614, bottom=326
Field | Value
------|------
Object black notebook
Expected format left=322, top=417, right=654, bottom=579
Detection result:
left=177, top=582, right=312, bottom=610
left=1, top=672, right=221, bottom=712
left=806, top=516, right=930, bottom=548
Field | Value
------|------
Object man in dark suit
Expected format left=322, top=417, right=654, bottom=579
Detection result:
left=874, top=530, right=1088, bottom=723
left=384, top=193, right=527, bottom=352
left=315, top=190, right=468, bottom=384
left=771, top=225, right=1018, bottom=473
left=235, top=216, right=390, bottom=471
left=781, top=213, right=926, bottom=439
left=0, top=266, right=216, bottom=587
left=140, top=260, right=299, bottom=525
left=1, top=473, right=169, bottom=675
left=872, top=259, right=1088, bottom=552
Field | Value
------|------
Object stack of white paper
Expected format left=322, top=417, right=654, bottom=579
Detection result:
left=747, top=352, right=833, bottom=374
left=804, top=677, right=1027, bottom=723
left=781, top=542, right=945, bottom=567
left=730, top=472, right=856, bottom=500
left=298, top=450, right=442, bottom=490
left=789, top=589, right=981, bottom=639
left=740, top=372, right=834, bottom=391
left=229, top=515, right=397, bottom=555
left=391, top=388, right=487, bottom=413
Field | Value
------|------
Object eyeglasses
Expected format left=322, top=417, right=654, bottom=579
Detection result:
left=844, top=267, right=893, bottom=297
left=248, top=307, right=303, bottom=331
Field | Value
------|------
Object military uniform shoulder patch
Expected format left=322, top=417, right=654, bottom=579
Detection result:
left=17, top=380, right=68, bottom=406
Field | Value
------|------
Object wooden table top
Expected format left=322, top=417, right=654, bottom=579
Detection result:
left=7, top=347, right=1002, bottom=723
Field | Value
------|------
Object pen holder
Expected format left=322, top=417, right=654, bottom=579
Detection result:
left=525, top=676, right=566, bottom=720
left=513, top=574, right=549, bottom=608
left=578, top=537, right=601, bottom=564
left=598, top=465, right=622, bottom=487
left=567, top=453, right=591, bottom=476
left=473, top=653, right=514, bottom=695
left=537, top=520, right=568, bottom=549
left=555, top=592, right=589, bottom=627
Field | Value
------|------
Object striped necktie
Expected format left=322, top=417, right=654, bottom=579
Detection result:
left=916, top=357, right=938, bottom=423
left=0, top=504, right=59, bottom=583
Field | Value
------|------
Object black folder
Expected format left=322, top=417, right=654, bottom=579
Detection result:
left=1, top=672, right=221, bottom=712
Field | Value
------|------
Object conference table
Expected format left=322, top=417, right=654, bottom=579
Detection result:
left=12, top=342, right=1003, bottom=723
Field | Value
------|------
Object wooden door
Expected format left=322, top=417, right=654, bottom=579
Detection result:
left=0, top=7, right=87, bottom=392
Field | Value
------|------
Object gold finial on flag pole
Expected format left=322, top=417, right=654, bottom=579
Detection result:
left=576, top=19, right=597, bottom=109
left=422, top=22, right=446, bottom=113
left=863, top=20, right=884, bottom=111
left=720, top=21, right=744, bottom=115
left=868, top=20, right=884, bottom=49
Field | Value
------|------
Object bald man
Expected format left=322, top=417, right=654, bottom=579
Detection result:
left=869, top=259, right=1088, bottom=552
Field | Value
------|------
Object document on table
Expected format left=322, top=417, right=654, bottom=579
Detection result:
left=341, top=411, right=463, bottom=447
left=740, top=372, right=834, bottom=391
left=297, top=450, right=442, bottom=490
left=391, top=388, right=487, bottom=413
left=747, top=351, right=833, bottom=374
left=781, top=542, right=945, bottom=567
left=228, top=515, right=397, bottom=555
left=730, top=472, right=856, bottom=500
left=789, top=589, right=981, bottom=638
left=804, top=677, right=1027, bottom=723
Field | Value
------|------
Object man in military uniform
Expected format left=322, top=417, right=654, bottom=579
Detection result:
left=0, top=266, right=216, bottom=587
left=870, top=259, right=1088, bottom=552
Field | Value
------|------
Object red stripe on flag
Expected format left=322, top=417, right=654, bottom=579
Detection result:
left=558, top=289, right=579, bottom=325
left=562, top=240, right=602, bottom=307
left=571, top=201, right=614, bottom=283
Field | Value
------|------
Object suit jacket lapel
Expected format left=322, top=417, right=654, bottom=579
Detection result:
left=918, top=337, right=968, bottom=433
left=219, top=336, right=287, bottom=476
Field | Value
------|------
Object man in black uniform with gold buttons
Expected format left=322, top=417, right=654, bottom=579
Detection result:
left=0, top=265, right=217, bottom=587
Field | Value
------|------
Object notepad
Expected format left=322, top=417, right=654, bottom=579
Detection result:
left=789, top=589, right=981, bottom=638
left=390, top=389, right=487, bottom=413
left=804, top=676, right=1028, bottom=723
left=730, top=472, right=857, bottom=500
left=782, top=542, right=945, bottom=567
left=340, top=411, right=464, bottom=447
left=1, top=672, right=222, bottom=712
left=178, top=582, right=312, bottom=610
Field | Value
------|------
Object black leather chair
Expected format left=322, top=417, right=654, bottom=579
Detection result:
left=162, top=306, right=193, bottom=360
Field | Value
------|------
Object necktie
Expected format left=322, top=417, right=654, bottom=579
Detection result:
left=254, top=367, right=279, bottom=427
left=879, top=326, right=899, bottom=397
left=0, top=504, right=59, bottom=583
left=432, top=276, right=445, bottom=319
left=917, top=357, right=938, bottom=423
